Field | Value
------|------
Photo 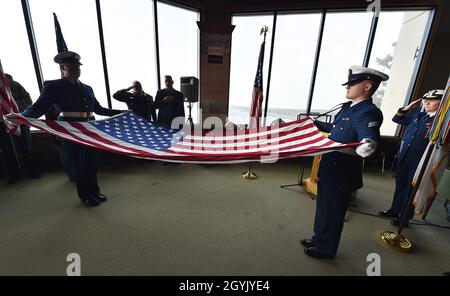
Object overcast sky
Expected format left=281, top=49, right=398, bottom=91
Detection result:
left=0, top=0, right=198, bottom=116
left=230, top=11, right=404, bottom=111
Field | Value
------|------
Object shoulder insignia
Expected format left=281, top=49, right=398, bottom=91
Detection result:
left=368, top=121, right=380, bottom=128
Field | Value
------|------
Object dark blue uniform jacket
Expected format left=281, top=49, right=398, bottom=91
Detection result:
left=314, top=98, right=383, bottom=192
left=23, top=77, right=121, bottom=119
left=393, top=107, right=434, bottom=168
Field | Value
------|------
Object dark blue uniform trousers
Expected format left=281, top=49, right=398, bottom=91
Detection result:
left=312, top=181, right=351, bottom=257
left=64, top=140, right=99, bottom=200
left=54, top=137, right=76, bottom=182
left=390, top=160, right=415, bottom=220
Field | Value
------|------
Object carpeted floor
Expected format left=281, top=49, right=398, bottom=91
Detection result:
left=0, top=158, right=449, bottom=275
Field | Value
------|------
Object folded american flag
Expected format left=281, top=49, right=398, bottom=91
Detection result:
left=5, top=112, right=360, bottom=163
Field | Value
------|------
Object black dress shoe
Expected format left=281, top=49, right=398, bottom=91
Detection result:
left=81, top=197, right=100, bottom=207
left=304, top=247, right=334, bottom=259
left=378, top=209, right=398, bottom=218
left=95, top=194, right=108, bottom=203
left=300, top=239, right=315, bottom=248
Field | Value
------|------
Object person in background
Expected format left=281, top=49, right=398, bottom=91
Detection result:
left=113, top=80, right=156, bottom=121
left=379, top=89, right=444, bottom=226
left=152, top=75, right=185, bottom=128
left=0, top=73, right=41, bottom=183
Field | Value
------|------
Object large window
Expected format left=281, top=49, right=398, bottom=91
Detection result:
left=267, top=13, right=321, bottom=122
left=310, top=12, right=373, bottom=113
left=101, top=0, right=158, bottom=110
left=369, top=10, right=432, bottom=136
left=157, top=2, right=199, bottom=123
left=230, top=8, right=433, bottom=136
left=23, top=0, right=199, bottom=122
left=28, top=0, right=108, bottom=108
left=0, top=0, right=40, bottom=101
left=229, top=14, right=274, bottom=124
left=2, top=1, right=433, bottom=138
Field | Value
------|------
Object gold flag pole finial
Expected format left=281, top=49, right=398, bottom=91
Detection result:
left=242, top=163, right=257, bottom=180
left=379, top=230, right=413, bottom=252
left=260, top=25, right=269, bottom=42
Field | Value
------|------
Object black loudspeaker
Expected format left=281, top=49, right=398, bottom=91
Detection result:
left=180, top=76, right=199, bottom=102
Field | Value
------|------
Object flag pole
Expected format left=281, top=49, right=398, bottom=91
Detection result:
left=8, top=132, right=22, bottom=171
left=421, top=144, right=450, bottom=221
left=379, top=142, right=435, bottom=252
left=242, top=25, right=268, bottom=181
left=0, top=60, right=22, bottom=173
left=420, top=146, right=446, bottom=220
left=261, top=25, right=268, bottom=49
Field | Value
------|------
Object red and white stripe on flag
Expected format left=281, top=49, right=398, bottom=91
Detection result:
left=5, top=112, right=361, bottom=164
left=0, top=60, right=21, bottom=136
left=250, top=87, right=263, bottom=129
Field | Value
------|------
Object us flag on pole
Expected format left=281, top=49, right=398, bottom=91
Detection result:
left=5, top=112, right=360, bottom=164
left=0, top=60, right=21, bottom=136
left=249, top=40, right=265, bottom=129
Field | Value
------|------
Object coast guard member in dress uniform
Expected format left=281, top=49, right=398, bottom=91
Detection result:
left=22, top=51, right=124, bottom=206
left=301, top=66, right=389, bottom=259
left=379, top=89, right=444, bottom=226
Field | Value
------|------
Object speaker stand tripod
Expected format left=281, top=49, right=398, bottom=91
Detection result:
left=186, top=101, right=194, bottom=127
left=280, top=166, right=315, bottom=200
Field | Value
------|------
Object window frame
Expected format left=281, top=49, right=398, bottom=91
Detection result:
left=230, top=6, right=435, bottom=137
left=16, top=0, right=436, bottom=138
left=19, top=0, right=200, bottom=115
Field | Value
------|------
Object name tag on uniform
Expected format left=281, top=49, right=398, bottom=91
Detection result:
left=342, top=117, right=350, bottom=121
left=368, top=121, right=380, bottom=128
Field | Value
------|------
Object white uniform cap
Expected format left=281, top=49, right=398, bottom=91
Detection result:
left=422, top=89, right=445, bottom=100
left=342, top=66, right=389, bottom=86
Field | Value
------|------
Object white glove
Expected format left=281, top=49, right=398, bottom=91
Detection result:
left=355, top=138, right=377, bottom=158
